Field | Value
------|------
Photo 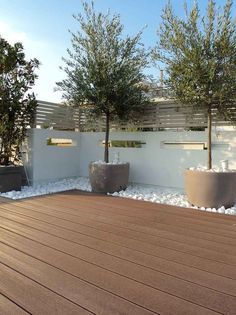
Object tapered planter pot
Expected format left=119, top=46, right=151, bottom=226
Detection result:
left=0, top=166, right=23, bottom=192
left=89, top=162, right=130, bottom=193
left=184, top=169, right=236, bottom=208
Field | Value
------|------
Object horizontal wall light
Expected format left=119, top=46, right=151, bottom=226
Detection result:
left=161, top=141, right=207, bottom=150
left=46, top=138, right=76, bottom=147
left=101, top=140, right=145, bottom=148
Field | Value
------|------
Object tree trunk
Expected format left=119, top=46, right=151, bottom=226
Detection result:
left=104, top=112, right=110, bottom=163
left=207, top=107, right=212, bottom=170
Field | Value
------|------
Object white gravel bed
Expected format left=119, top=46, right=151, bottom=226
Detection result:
left=0, top=177, right=235, bottom=216
left=0, top=177, right=91, bottom=200
left=111, top=184, right=236, bottom=216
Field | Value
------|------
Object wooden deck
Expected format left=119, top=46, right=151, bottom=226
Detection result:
left=0, top=190, right=236, bottom=315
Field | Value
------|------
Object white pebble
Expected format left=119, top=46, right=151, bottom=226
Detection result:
left=1, top=178, right=235, bottom=216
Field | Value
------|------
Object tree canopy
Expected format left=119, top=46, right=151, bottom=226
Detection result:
left=0, top=37, right=39, bottom=165
left=57, top=1, right=149, bottom=162
left=154, top=0, right=236, bottom=168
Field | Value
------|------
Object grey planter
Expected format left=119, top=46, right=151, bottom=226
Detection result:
left=184, top=169, right=236, bottom=208
left=89, top=162, right=130, bottom=193
left=0, top=166, right=23, bottom=192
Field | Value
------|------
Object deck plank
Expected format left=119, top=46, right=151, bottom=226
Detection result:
left=0, top=214, right=235, bottom=303
left=25, top=191, right=236, bottom=227
left=0, top=242, right=155, bottom=315
left=1, top=203, right=235, bottom=257
left=0, top=263, right=92, bottom=315
left=0, top=294, right=29, bottom=315
left=0, top=190, right=236, bottom=314
left=47, top=192, right=236, bottom=227
left=0, top=231, right=220, bottom=315
left=13, top=195, right=236, bottom=244
left=20, top=195, right=236, bottom=237
left=0, top=215, right=236, bottom=294
left=1, top=201, right=236, bottom=278
left=0, top=225, right=236, bottom=314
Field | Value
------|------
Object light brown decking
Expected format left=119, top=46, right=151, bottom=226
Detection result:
left=0, top=190, right=236, bottom=315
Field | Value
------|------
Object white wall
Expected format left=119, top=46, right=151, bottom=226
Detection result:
left=24, top=129, right=81, bottom=184
left=79, top=130, right=236, bottom=189
left=25, top=128, right=236, bottom=189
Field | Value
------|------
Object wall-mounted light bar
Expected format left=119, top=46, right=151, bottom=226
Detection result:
left=101, top=140, right=146, bottom=148
left=47, top=138, right=75, bottom=147
left=161, top=141, right=207, bottom=150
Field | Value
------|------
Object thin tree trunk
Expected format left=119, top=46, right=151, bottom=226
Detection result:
left=104, top=112, right=110, bottom=163
left=207, top=107, right=212, bottom=170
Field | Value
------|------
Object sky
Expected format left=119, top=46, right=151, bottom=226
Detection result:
left=0, top=0, right=235, bottom=103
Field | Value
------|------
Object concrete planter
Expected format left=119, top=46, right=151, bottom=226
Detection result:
left=0, top=166, right=23, bottom=192
left=89, top=162, right=130, bottom=193
left=184, top=169, right=236, bottom=208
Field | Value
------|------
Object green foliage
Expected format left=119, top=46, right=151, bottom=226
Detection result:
left=110, top=140, right=143, bottom=148
left=0, top=37, right=39, bottom=165
left=155, top=0, right=236, bottom=114
left=46, top=138, right=56, bottom=146
left=57, top=1, right=149, bottom=162
left=154, top=0, right=236, bottom=168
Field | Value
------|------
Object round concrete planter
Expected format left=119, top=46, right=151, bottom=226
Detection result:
left=89, top=162, right=130, bottom=193
left=0, top=165, right=23, bottom=192
left=184, top=169, right=236, bottom=208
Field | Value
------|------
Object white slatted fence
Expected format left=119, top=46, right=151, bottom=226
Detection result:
left=35, top=99, right=236, bottom=131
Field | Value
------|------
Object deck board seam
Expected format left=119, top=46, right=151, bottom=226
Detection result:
left=44, top=194, right=236, bottom=227
left=1, top=221, right=236, bottom=291
left=0, top=212, right=235, bottom=279
left=16, top=201, right=236, bottom=237
left=17, top=200, right=236, bottom=236
left=1, top=203, right=236, bottom=249
left=0, top=292, right=32, bottom=315
left=1, top=225, right=235, bottom=301
left=0, top=240, right=225, bottom=315
left=0, top=242, right=162, bottom=315
left=4, top=190, right=236, bottom=223
left=1, top=209, right=236, bottom=268
left=1, top=192, right=236, bottom=315
left=42, top=192, right=236, bottom=223
left=0, top=262, right=97, bottom=315
left=1, top=209, right=235, bottom=257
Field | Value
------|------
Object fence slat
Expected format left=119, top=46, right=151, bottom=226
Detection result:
left=35, top=100, right=236, bottom=131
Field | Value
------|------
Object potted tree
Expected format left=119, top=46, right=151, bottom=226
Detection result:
left=154, top=0, right=236, bottom=208
left=0, top=37, right=39, bottom=192
left=57, top=1, right=149, bottom=193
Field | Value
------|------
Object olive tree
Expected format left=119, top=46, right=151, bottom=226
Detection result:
left=0, top=37, right=39, bottom=165
left=57, top=1, right=149, bottom=163
left=154, top=0, right=236, bottom=169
